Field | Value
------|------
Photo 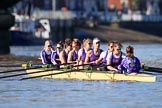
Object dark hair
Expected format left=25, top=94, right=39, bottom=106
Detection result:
left=65, top=38, right=71, bottom=44
left=113, top=41, right=122, bottom=48
left=64, top=38, right=72, bottom=48
left=126, top=46, right=134, bottom=58
left=108, top=40, right=115, bottom=46
left=73, top=38, right=81, bottom=47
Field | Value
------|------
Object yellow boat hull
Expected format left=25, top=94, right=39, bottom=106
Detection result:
left=26, top=69, right=156, bottom=82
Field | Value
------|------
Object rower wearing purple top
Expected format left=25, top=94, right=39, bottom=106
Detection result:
left=67, top=38, right=81, bottom=64
left=51, top=41, right=63, bottom=65
left=106, top=41, right=126, bottom=72
left=78, top=38, right=92, bottom=64
left=119, top=46, right=141, bottom=74
left=59, top=38, right=72, bottom=64
left=84, top=38, right=103, bottom=66
left=96, top=40, right=114, bottom=71
left=40, top=40, right=54, bottom=64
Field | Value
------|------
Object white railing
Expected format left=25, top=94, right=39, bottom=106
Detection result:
left=32, top=10, right=76, bottom=19
left=31, top=10, right=162, bottom=23
left=104, top=14, right=162, bottom=22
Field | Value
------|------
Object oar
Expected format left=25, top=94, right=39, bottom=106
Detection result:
left=143, top=66, right=162, bottom=70
left=0, top=66, right=43, bottom=74
left=0, top=68, right=59, bottom=79
left=0, top=63, right=42, bottom=67
left=0, top=64, right=24, bottom=67
left=0, top=62, right=76, bottom=74
left=142, top=66, right=162, bottom=73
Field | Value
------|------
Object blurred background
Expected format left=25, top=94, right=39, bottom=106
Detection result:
left=1, top=0, right=162, bottom=54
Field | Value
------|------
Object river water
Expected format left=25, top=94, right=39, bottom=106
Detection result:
left=0, top=43, right=162, bottom=108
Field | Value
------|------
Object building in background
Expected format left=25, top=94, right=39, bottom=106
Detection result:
left=9, top=0, right=162, bottom=45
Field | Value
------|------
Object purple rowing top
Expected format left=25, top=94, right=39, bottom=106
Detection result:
left=40, top=49, right=52, bottom=64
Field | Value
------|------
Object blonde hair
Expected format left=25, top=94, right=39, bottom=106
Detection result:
left=56, top=41, right=64, bottom=49
left=83, top=38, right=92, bottom=48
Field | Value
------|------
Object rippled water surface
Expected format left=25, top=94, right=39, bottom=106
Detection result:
left=0, top=43, right=162, bottom=108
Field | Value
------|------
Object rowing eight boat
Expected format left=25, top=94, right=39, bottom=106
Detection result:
left=26, top=68, right=156, bottom=82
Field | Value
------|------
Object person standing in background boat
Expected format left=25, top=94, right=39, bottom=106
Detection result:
left=96, top=40, right=115, bottom=71
left=40, top=40, right=54, bottom=64
left=106, top=41, right=126, bottom=72
left=51, top=41, right=64, bottom=65
left=78, top=38, right=92, bottom=64
left=119, top=46, right=141, bottom=74
left=59, top=38, right=72, bottom=64
left=84, top=38, right=103, bottom=66
left=67, top=38, right=81, bottom=63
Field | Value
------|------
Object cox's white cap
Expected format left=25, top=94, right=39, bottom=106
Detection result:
left=93, top=38, right=100, bottom=44
left=56, top=44, right=62, bottom=48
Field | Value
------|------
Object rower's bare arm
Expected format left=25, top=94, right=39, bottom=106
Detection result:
left=67, top=51, right=73, bottom=63
left=84, top=51, right=91, bottom=64
left=95, top=57, right=103, bottom=64
left=107, top=61, right=118, bottom=72
left=60, top=52, right=66, bottom=64
left=77, top=55, right=82, bottom=64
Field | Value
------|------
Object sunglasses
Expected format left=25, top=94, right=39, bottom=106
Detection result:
left=57, top=47, right=62, bottom=49
left=48, top=45, right=52, bottom=47
left=109, top=46, right=113, bottom=48
left=96, top=42, right=100, bottom=44
left=88, top=43, right=92, bottom=45
left=117, top=48, right=121, bottom=51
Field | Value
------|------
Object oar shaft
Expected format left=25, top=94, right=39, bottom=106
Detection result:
left=0, top=66, right=42, bottom=74
left=0, top=62, right=77, bottom=74
left=0, top=64, right=21, bottom=67
left=143, top=66, right=162, bottom=70
left=0, top=68, right=58, bottom=79
left=143, top=69, right=162, bottom=73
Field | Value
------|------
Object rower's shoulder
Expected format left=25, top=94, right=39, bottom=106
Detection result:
left=69, top=50, right=75, bottom=55
left=60, top=50, right=67, bottom=57
left=78, top=48, right=84, bottom=53
left=40, top=49, right=46, bottom=55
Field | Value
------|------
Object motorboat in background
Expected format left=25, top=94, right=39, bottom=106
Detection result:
left=10, top=14, right=51, bottom=46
